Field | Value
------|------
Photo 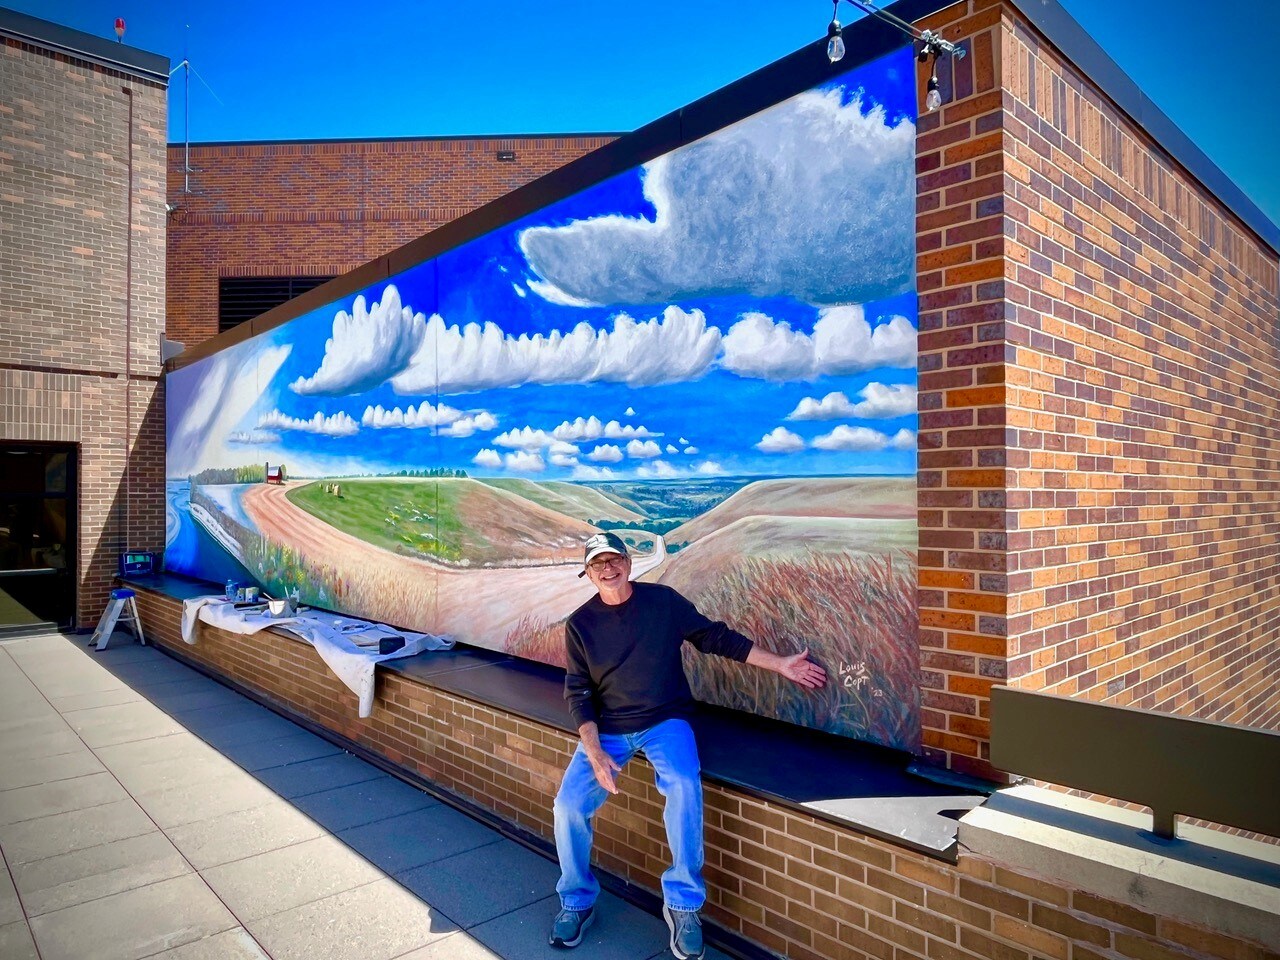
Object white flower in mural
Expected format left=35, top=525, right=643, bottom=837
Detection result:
left=626, top=439, right=662, bottom=459
left=586, top=444, right=623, bottom=463
left=290, top=286, right=427, bottom=396
left=390, top=306, right=720, bottom=395
left=722, top=306, right=915, bottom=381
left=811, top=425, right=910, bottom=451
left=787, top=383, right=916, bottom=420
left=572, top=464, right=617, bottom=480
left=636, top=459, right=680, bottom=478
left=518, top=88, right=914, bottom=307
left=493, top=427, right=556, bottom=450
left=258, top=409, right=358, bottom=438
left=473, top=449, right=503, bottom=469
left=227, top=430, right=281, bottom=444
left=504, top=451, right=546, bottom=472
left=755, top=427, right=805, bottom=453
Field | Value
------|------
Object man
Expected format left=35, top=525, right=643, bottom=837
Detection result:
left=549, top=531, right=827, bottom=959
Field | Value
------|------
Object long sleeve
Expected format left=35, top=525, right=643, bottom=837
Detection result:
left=670, top=590, right=753, bottom=662
left=563, top=620, right=599, bottom=729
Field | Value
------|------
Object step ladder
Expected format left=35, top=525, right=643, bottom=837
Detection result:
left=89, top=587, right=145, bottom=651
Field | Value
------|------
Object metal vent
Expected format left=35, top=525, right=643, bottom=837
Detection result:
left=218, top=276, right=335, bottom=333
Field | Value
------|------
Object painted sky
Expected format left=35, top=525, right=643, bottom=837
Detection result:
left=14, top=0, right=1279, bottom=227
left=168, top=49, right=921, bottom=482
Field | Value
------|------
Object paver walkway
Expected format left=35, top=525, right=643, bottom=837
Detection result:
left=0, top=630, right=727, bottom=960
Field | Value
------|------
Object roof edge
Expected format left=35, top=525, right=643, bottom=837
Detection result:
left=0, top=6, right=169, bottom=84
left=168, top=133, right=628, bottom=149
left=1005, top=0, right=1278, bottom=255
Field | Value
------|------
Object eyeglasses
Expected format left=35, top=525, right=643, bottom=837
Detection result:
left=586, top=555, right=628, bottom=573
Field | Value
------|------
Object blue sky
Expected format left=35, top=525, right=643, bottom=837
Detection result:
left=166, top=50, right=922, bottom=482
left=14, top=0, right=1280, bottom=227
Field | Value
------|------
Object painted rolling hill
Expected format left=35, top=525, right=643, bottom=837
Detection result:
left=667, top=476, right=915, bottom=545
left=479, top=478, right=643, bottom=523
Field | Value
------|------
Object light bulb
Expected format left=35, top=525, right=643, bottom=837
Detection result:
left=828, top=32, right=846, bottom=63
left=925, top=75, right=942, bottom=112
left=826, top=18, right=845, bottom=64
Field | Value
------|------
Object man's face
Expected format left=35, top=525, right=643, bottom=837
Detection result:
left=584, top=552, right=631, bottom=590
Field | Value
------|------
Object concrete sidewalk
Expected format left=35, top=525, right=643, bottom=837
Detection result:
left=0, top=630, right=727, bottom=960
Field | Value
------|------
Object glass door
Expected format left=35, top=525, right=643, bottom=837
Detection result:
left=0, top=443, right=77, bottom=633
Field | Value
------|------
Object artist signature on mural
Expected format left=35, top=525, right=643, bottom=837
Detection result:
left=840, top=661, right=884, bottom=698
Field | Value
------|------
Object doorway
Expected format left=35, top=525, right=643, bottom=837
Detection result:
left=0, top=443, right=77, bottom=633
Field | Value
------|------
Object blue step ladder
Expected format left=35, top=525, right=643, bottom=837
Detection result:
left=89, top=588, right=145, bottom=651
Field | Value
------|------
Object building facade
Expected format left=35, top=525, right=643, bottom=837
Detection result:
left=0, top=8, right=169, bottom=631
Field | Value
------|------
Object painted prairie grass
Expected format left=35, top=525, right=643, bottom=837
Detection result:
left=682, top=550, right=919, bottom=750
left=504, top=614, right=568, bottom=667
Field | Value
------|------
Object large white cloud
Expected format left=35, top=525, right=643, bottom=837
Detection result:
left=636, top=460, right=680, bottom=478
left=552, top=417, right=662, bottom=442
left=812, top=425, right=917, bottom=451
left=504, top=451, right=546, bottom=472
left=694, top=460, right=724, bottom=475
left=439, top=411, right=498, bottom=438
left=291, top=286, right=427, bottom=396
left=473, top=449, right=502, bottom=469
left=755, top=427, right=805, bottom=453
left=390, top=306, right=720, bottom=395
left=258, top=409, right=359, bottom=438
left=626, top=439, right=662, bottom=459
left=586, top=444, right=623, bottom=463
left=494, top=426, right=555, bottom=450
left=518, top=89, right=914, bottom=307
left=787, top=383, right=917, bottom=421
left=722, top=307, right=916, bottom=381
left=573, top=464, right=617, bottom=480
left=361, top=401, right=464, bottom=430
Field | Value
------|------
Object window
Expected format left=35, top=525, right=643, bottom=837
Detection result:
left=218, top=276, right=335, bottom=333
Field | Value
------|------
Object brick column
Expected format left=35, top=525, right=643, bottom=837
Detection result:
left=914, top=0, right=1011, bottom=779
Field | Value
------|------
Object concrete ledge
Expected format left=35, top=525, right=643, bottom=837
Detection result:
left=959, top=785, right=1280, bottom=948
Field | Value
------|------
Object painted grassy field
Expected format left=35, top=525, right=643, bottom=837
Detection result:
left=286, top=478, right=596, bottom=565
left=479, top=478, right=643, bottom=523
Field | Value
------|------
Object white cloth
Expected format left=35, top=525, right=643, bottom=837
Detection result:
left=179, top=596, right=453, bottom=717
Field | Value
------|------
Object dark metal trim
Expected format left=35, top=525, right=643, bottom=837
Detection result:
left=165, top=0, right=946, bottom=372
left=170, top=132, right=627, bottom=150
left=1005, top=0, right=1279, bottom=254
left=990, top=686, right=1280, bottom=840
left=0, top=6, right=169, bottom=84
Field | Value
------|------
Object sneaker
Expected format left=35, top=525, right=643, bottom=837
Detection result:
left=549, top=906, right=594, bottom=948
left=663, top=905, right=704, bottom=960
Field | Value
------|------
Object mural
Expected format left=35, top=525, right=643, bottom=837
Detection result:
left=166, top=47, right=921, bottom=750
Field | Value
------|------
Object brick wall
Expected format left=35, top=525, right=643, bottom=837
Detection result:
left=133, top=587, right=1278, bottom=960
left=165, top=135, right=617, bottom=347
left=914, top=0, right=1280, bottom=777
left=0, top=35, right=168, bottom=625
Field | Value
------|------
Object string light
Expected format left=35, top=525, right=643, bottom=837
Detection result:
left=822, top=1, right=966, bottom=112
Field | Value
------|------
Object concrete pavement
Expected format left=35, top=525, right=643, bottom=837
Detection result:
left=0, top=630, right=728, bottom=960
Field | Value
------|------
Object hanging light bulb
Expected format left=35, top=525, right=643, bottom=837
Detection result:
left=826, top=5, right=845, bottom=64
left=925, top=69, right=942, bottom=111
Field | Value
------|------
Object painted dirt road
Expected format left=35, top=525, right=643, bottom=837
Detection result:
left=241, top=482, right=666, bottom=644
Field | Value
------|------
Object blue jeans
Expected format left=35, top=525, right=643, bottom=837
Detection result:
left=553, top=717, right=705, bottom=912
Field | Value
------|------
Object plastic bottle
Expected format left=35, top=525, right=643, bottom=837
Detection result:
left=225, top=579, right=236, bottom=601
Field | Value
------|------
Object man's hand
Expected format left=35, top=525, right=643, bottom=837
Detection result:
left=746, top=646, right=828, bottom=689
left=578, top=721, right=621, bottom=794
left=586, top=746, right=622, bottom=794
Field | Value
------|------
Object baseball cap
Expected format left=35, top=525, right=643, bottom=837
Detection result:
left=578, top=531, right=629, bottom=577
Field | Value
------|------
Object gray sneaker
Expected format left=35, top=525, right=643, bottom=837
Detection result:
left=549, top=906, right=594, bottom=948
left=663, top=905, right=704, bottom=960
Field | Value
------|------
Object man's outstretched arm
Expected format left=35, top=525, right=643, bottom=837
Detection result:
left=746, top=646, right=828, bottom=689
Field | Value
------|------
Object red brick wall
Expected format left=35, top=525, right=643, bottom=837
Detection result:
left=0, top=36, right=168, bottom=626
left=997, top=9, right=1280, bottom=734
left=165, top=135, right=616, bottom=347
left=915, top=0, right=1280, bottom=777
left=134, top=587, right=1278, bottom=960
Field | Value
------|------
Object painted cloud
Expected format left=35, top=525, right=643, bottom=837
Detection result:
left=519, top=89, right=914, bottom=307
left=787, top=383, right=917, bottom=420
left=291, top=286, right=427, bottom=396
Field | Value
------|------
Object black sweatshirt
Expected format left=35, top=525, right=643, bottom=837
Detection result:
left=563, top=581, right=754, bottom=734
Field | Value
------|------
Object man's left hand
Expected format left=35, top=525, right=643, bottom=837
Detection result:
left=778, top=648, right=827, bottom=689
